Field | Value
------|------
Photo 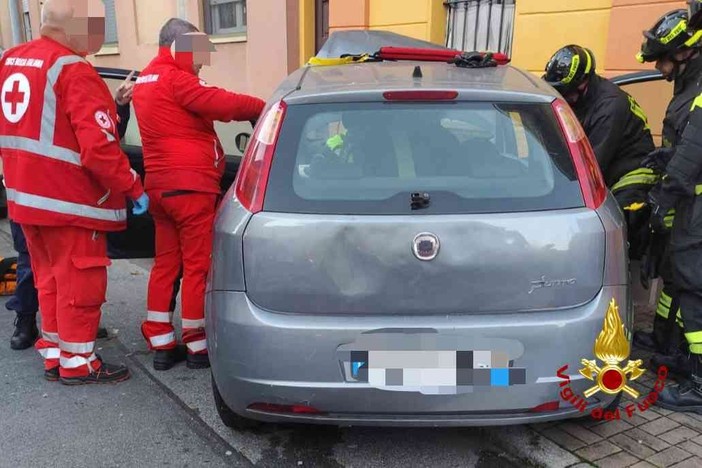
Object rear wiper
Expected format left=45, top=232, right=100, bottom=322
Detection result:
left=411, top=192, right=431, bottom=210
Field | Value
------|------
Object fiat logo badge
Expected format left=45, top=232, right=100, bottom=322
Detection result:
left=413, top=233, right=440, bottom=261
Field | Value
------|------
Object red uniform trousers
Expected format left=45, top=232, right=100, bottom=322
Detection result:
left=24, top=225, right=109, bottom=378
left=142, top=189, right=217, bottom=355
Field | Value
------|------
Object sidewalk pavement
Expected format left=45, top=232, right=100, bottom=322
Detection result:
left=526, top=302, right=702, bottom=468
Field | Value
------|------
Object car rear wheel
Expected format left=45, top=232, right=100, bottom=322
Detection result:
left=211, top=373, right=262, bottom=431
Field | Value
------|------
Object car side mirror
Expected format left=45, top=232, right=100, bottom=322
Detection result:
left=235, top=132, right=251, bottom=154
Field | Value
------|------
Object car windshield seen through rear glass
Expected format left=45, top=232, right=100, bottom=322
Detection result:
left=264, top=101, right=583, bottom=215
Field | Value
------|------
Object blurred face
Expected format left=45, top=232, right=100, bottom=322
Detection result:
left=173, top=32, right=215, bottom=75
left=562, top=81, right=588, bottom=106
left=64, top=0, right=106, bottom=56
left=655, top=49, right=695, bottom=81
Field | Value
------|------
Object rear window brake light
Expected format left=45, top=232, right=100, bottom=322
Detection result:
left=383, top=90, right=458, bottom=101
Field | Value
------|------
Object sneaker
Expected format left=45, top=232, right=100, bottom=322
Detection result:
left=44, top=367, right=59, bottom=382
left=186, top=353, right=210, bottom=370
left=153, top=345, right=187, bottom=371
left=10, top=314, right=38, bottom=350
left=60, top=362, right=130, bottom=386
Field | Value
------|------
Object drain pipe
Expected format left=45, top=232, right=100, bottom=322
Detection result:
left=9, top=0, right=24, bottom=46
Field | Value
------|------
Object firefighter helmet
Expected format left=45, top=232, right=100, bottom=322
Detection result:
left=689, top=0, right=702, bottom=30
left=636, top=9, right=700, bottom=63
left=542, top=45, right=596, bottom=95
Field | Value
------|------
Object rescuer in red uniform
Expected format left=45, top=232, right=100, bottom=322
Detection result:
left=132, top=18, right=265, bottom=370
left=0, top=0, right=148, bottom=384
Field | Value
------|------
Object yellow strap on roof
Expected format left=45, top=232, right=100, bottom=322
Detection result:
left=307, top=54, right=371, bottom=66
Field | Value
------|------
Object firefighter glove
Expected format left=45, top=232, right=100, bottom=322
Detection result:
left=642, top=147, right=675, bottom=173
left=647, top=190, right=673, bottom=234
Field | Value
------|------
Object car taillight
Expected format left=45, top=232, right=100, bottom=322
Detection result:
left=234, top=101, right=287, bottom=214
left=551, top=99, right=607, bottom=210
left=383, top=90, right=458, bottom=101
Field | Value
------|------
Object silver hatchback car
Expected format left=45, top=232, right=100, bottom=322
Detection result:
left=206, top=35, right=630, bottom=429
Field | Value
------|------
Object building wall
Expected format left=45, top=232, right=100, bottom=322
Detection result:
left=510, top=0, right=615, bottom=74
left=328, top=0, right=445, bottom=45
left=509, top=0, right=685, bottom=143
left=510, top=0, right=686, bottom=77
left=605, top=0, right=686, bottom=76
left=0, top=1, right=14, bottom=51
left=16, top=0, right=298, bottom=102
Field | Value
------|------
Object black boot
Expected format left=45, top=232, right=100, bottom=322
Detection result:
left=655, top=355, right=702, bottom=413
left=651, top=352, right=692, bottom=379
left=44, top=367, right=59, bottom=382
left=153, top=345, right=187, bottom=371
left=651, top=329, right=691, bottom=379
left=187, top=353, right=210, bottom=370
left=10, top=314, right=38, bottom=350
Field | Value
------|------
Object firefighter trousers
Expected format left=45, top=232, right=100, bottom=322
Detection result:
left=652, top=239, right=684, bottom=352
left=672, top=247, right=702, bottom=356
left=23, top=225, right=108, bottom=377
left=142, top=190, right=217, bottom=355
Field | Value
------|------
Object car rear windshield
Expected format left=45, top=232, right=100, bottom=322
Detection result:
left=263, top=101, right=584, bottom=215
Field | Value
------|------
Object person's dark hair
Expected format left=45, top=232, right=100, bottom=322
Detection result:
left=158, top=18, right=199, bottom=47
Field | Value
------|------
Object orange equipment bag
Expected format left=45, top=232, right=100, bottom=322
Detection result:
left=0, top=256, right=18, bottom=296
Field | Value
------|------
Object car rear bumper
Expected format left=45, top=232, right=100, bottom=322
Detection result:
left=206, top=285, right=631, bottom=427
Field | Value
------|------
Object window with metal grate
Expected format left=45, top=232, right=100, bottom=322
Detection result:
left=445, top=0, right=515, bottom=57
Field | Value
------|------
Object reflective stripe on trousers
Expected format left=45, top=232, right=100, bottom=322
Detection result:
left=147, top=310, right=173, bottom=324
left=60, top=353, right=98, bottom=370
left=182, top=319, right=205, bottom=329
left=38, top=347, right=61, bottom=360
left=42, top=330, right=59, bottom=342
left=186, top=339, right=207, bottom=353
left=656, top=291, right=672, bottom=319
left=150, top=332, right=176, bottom=348
left=59, top=339, right=95, bottom=355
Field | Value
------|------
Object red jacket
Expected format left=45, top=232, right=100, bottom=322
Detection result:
left=132, top=47, right=266, bottom=194
left=0, top=37, right=144, bottom=232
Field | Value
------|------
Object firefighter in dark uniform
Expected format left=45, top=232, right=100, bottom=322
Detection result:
left=649, top=0, right=702, bottom=413
left=633, top=9, right=702, bottom=380
left=542, top=45, right=656, bottom=259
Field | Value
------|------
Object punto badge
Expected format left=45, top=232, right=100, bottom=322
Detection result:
left=413, top=233, right=440, bottom=261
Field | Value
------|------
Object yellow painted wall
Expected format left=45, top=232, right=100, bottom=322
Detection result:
left=299, top=0, right=316, bottom=65
left=511, top=0, right=614, bottom=74
left=327, top=0, right=445, bottom=45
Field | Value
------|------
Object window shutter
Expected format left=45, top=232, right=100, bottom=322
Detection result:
left=103, top=0, right=118, bottom=44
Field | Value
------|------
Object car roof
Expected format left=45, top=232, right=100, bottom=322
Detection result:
left=274, top=61, right=561, bottom=105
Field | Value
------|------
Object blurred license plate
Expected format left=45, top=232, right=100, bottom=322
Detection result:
left=345, top=350, right=526, bottom=392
